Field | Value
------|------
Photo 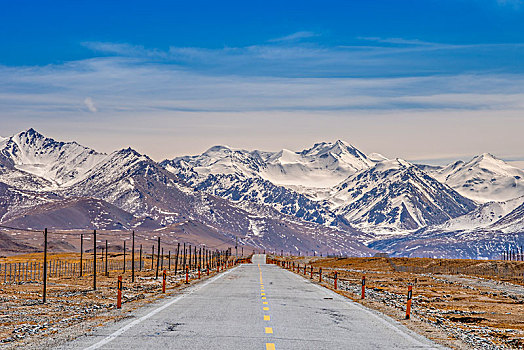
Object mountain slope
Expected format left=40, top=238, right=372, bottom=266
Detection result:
left=429, top=153, right=524, bottom=203
left=0, top=128, right=106, bottom=188
left=330, top=159, right=477, bottom=231
left=60, top=147, right=371, bottom=255
left=4, top=197, right=138, bottom=230
left=260, top=140, right=375, bottom=188
left=161, top=141, right=376, bottom=229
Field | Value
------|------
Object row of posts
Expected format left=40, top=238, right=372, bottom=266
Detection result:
left=36, top=229, right=238, bottom=303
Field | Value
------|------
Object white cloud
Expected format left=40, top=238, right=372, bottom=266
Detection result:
left=1, top=41, right=524, bottom=161
left=269, top=31, right=320, bottom=43
left=84, top=97, right=97, bottom=113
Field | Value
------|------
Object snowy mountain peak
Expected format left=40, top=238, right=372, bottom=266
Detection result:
left=0, top=129, right=107, bottom=187
left=372, top=158, right=412, bottom=172
left=426, top=153, right=524, bottom=203
left=368, top=153, right=388, bottom=162
left=330, top=159, right=476, bottom=231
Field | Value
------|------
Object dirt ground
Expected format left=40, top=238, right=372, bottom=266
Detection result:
left=0, top=252, right=240, bottom=349
left=275, top=256, right=524, bottom=350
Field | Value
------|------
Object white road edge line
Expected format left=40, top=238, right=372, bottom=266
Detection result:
left=83, top=267, right=238, bottom=350
left=279, top=266, right=446, bottom=349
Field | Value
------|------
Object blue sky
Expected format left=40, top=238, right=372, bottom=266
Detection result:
left=1, top=0, right=524, bottom=165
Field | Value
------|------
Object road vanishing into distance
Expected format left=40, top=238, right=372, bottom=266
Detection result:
left=57, top=255, right=444, bottom=350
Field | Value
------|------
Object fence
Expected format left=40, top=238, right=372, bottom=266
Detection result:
left=0, top=227, right=252, bottom=305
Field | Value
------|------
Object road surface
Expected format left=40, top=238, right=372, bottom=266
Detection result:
left=57, top=254, right=445, bottom=349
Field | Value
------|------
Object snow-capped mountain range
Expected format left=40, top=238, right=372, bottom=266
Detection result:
left=1, top=128, right=523, bottom=258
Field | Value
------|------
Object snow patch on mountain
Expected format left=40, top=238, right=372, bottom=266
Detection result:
left=428, top=153, right=524, bottom=203
left=330, top=159, right=476, bottom=231
left=0, top=128, right=106, bottom=187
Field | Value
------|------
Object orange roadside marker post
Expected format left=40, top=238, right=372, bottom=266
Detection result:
left=334, top=271, right=338, bottom=290
left=406, top=285, right=413, bottom=319
left=361, top=275, right=366, bottom=299
left=117, top=276, right=122, bottom=309
left=162, top=270, right=166, bottom=293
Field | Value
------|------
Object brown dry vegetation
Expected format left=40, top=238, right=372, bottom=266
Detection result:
left=275, top=256, right=524, bottom=350
left=0, top=252, right=241, bottom=349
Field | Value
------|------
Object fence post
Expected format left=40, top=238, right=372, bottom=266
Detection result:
left=123, top=241, right=126, bottom=273
left=43, top=228, right=48, bottom=304
left=161, top=248, right=164, bottom=272
left=162, top=270, right=166, bottom=293
left=406, top=285, right=413, bottom=319
left=183, top=243, right=186, bottom=273
left=132, top=231, right=135, bottom=283
left=80, top=233, right=83, bottom=277
left=105, top=240, right=108, bottom=277
left=334, top=271, right=338, bottom=290
left=319, top=267, right=322, bottom=282
left=93, top=229, right=97, bottom=291
left=156, top=237, right=160, bottom=279
left=151, top=245, right=154, bottom=270
left=361, top=275, right=366, bottom=299
left=117, top=276, right=122, bottom=309
left=175, top=243, right=180, bottom=275
left=140, top=244, right=143, bottom=272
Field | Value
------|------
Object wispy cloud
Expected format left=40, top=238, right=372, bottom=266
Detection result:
left=79, top=38, right=524, bottom=79
left=83, top=97, right=97, bottom=112
left=2, top=39, right=524, bottom=160
left=269, top=31, right=320, bottom=43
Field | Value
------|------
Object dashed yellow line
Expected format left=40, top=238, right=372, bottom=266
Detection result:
left=259, top=260, right=276, bottom=349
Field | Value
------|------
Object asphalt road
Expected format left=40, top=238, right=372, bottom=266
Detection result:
left=57, top=255, right=445, bottom=349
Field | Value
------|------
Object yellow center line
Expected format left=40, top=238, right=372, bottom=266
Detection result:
left=260, top=260, right=276, bottom=349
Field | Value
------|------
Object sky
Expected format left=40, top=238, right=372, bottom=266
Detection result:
left=1, top=0, right=524, bottom=166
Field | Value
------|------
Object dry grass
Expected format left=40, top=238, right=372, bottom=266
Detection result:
left=276, top=256, right=524, bottom=349
left=0, top=252, right=237, bottom=348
